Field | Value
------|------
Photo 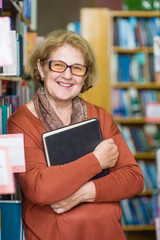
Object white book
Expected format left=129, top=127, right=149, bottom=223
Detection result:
left=0, top=17, right=12, bottom=67
left=0, top=30, right=18, bottom=76
left=0, top=133, right=26, bottom=173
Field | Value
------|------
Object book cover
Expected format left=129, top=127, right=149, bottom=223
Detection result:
left=0, top=134, right=26, bottom=173
left=120, top=199, right=134, bottom=225
left=42, top=118, right=109, bottom=179
left=138, top=160, right=154, bottom=190
left=132, top=197, right=146, bottom=225
left=128, top=198, right=140, bottom=225
left=0, top=108, right=2, bottom=134
left=0, top=30, right=18, bottom=76
left=0, top=17, right=12, bottom=67
left=0, top=200, right=24, bottom=240
left=0, top=147, right=15, bottom=195
left=156, top=149, right=160, bottom=188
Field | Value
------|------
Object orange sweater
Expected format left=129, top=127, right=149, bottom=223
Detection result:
left=7, top=99, right=144, bottom=240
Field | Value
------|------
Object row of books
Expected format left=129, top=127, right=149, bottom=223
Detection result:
left=0, top=95, right=19, bottom=134
left=111, top=52, right=154, bottom=83
left=0, top=16, right=38, bottom=75
left=112, top=88, right=160, bottom=117
left=114, top=17, right=160, bottom=48
left=0, top=79, right=36, bottom=134
left=118, top=123, right=160, bottom=154
left=121, top=195, right=155, bottom=226
left=138, top=160, right=157, bottom=190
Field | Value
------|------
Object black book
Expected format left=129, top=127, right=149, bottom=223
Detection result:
left=42, top=118, right=109, bottom=179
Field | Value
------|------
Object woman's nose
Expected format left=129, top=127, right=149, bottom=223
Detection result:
left=61, top=66, right=72, bottom=78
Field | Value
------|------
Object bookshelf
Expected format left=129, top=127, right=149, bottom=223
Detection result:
left=0, top=0, right=37, bottom=132
left=0, top=1, right=37, bottom=238
left=80, top=8, right=160, bottom=240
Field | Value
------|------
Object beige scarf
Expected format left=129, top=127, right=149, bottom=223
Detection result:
left=33, top=87, right=88, bottom=131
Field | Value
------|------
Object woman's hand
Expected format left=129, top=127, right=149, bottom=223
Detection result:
left=50, top=181, right=96, bottom=214
left=93, top=138, right=119, bottom=170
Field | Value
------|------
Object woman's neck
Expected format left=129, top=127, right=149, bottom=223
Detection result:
left=49, top=99, right=73, bottom=126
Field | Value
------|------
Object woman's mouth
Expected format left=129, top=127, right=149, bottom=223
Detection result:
left=58, top=82, right=72, bottom=87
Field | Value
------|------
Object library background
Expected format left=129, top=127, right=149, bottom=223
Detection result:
left=1, top=0, right=160, bottom=239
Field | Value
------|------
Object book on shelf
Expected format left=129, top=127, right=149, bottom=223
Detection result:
left=128, top=198, right=140, bottom=225
left=30, top=0, right=38, bottom=31
left=144, top=123, right=160, bottom=150
left=1, top=105, right=8, bottom=134
left=120, top=199, right=134, bottom=225
left=121, top=195, right=155, bottom=226
left=42, top=118, right=109, bottom=179
left=154, top=192, right=160, bottom=240
left=118, top=125, right=136, bottom=155
left=153, top=35, right=160, bottom=84
left=114, top=52, right=153, bottom=83
left=140, top=196, right=155, bottom=225
left=0, top=134, right=26, bottom=173
left=138, top=160, right=156, bottom=190
left=0, top=147, right=15, bottom=195
left=146, top=102, right=160, bottom=123
left=156, top=149, right=160, bottom=189
left=131, top=197, right=146, bottom=225
left=0, top=95, right=19, bottom=134
left=115, top=16, right=160, bottom=48
left=0, top=200, right=24, bottom=240
left=0, top=30, right=23, bottom=77
left=118, top=123, right=160, bottom=154
left=26, top=32, right=37, bottom=61
left=0, top=17, right=13, bottom=67
left=66, top=21, right=81, bottom=35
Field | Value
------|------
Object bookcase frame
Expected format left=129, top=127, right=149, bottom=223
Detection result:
left=80, top=8, right=159, bottom=240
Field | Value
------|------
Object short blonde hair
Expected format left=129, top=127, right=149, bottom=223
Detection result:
left=25, top=29, right=98, bottom=93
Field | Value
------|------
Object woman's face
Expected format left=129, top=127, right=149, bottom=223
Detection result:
left=37, top=44, right=87, bottom=106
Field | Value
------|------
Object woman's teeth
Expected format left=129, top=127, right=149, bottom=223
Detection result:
left=59, top=82, right=71, bottom=87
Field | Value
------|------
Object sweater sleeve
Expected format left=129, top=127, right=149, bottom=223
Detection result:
left=92, top=109, right=144, bottom=202
left=7, top=112, right=102, bottom=205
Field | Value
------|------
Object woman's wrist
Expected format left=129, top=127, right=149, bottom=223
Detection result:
left=79, top=181, right=96, bottom=203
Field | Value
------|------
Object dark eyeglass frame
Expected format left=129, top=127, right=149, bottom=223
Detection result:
left=48, top=60, right=88, bottom=76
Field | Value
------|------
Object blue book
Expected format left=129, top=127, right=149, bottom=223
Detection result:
left=0, top=201, right=24, bottom=240
left=120, top=199, right=134, bottom=225
left=128, top=198, right=140, bottom=225
left=140, top=196, right=154, bottom=225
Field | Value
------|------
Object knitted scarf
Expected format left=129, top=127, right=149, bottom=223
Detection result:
left=33, top=87, right=87, bottom=131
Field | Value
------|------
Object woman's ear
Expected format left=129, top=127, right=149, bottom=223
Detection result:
left=37, top=59, right=44, bottom=79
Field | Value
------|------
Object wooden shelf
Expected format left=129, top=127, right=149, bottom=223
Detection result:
left=113, top=46, right=153, bottom=53
left=134, top=152, right=155, bottom=159
left=112, top=11, right=160, bottom=18
left=123, top=225, right=155, bottom=232
left=10, top=0, right=33, bottom=31
left=0, top=76, right=22, bottom=82
left=114, top=117, right=146, bottom=124
left=112, top=82, right=160, bottom=89
left=140, top=190, right=156, bottom=195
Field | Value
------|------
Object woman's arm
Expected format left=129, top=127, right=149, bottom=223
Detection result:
left=7, top=119, right=102, bottom=205
left=50, top=138, right=120, bottom=213
left=50, top=181, right=96, bottom=214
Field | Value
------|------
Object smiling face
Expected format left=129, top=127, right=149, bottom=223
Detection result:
left=37, top=44, right=87, bottom=107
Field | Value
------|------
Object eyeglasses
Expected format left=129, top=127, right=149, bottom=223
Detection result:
left=48, top=60, right=88, bottom=76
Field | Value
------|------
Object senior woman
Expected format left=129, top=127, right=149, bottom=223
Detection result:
left=7, top=30, right=144, bottom=240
